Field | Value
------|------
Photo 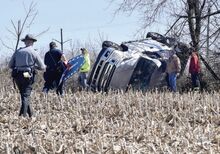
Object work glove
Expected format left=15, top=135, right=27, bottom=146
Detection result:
left=66, top=63, right=71, bottom=70
left=63, top=61, right=71, bottom=70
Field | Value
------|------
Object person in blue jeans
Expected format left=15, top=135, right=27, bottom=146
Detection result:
left=78, top=48, right=91, bottom=89
left=166, top=51, right=181, bottom=92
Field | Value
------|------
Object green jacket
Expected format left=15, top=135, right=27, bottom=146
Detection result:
left=80, top=53, right=91, bottom=72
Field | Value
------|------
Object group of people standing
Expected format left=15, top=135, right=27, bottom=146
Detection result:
left=8, top=34, right=90, bottom=118
left=166, top=48, right=201, bottom=92
left=8, top=34, right=201, bottom=119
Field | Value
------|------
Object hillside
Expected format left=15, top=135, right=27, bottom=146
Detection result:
left=0, top=69, right=220, bottom=153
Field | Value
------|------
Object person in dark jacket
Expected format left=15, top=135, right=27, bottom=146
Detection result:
left=8, top=34, right=45, bottom=118
left=189, top=50, right=201, bottom=90
left=42, top=42, right=68, bottom=95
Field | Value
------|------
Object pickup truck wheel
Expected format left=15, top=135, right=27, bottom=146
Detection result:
left=102, top=41, right=123, bottom=51
left=146, top=32, right=167, bottom=44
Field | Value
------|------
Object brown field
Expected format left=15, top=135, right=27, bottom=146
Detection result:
left=0, top=70, right=220, bottom=153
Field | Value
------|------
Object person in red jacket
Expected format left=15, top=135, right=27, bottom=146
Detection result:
left=189, top=50, right=201, bottom=90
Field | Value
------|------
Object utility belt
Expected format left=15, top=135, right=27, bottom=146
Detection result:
left=11, top=68, right=35, bottom=79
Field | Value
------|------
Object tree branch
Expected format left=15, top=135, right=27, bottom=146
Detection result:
left=35, top=27, right=50, bottom=37
left=201, top=10, right=220, bottom=19
left=199, top=27, right=220, bottom=48
left=165, top=17, right=182, bottom=35
left=178, top=10, right=220, bottom=19
left=6, top=28, right=17, bottom=38
left=10, top=20, right=18, bottom=35
left=200, top=0, right=206, bottom=13
left=0, top=39, right=14, bottom=51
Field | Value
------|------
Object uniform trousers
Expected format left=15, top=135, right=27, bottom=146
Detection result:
left=14, top=72, right=33, bottom=117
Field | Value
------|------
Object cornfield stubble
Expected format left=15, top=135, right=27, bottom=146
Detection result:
left=0, top=69, right=220, bottom=153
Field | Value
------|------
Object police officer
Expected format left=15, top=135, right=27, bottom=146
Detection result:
left=42, top=41, right=68, bottom=95
left=8, top=34, right=45, bottom=118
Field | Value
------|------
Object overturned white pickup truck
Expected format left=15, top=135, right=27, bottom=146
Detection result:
left=87, top=32, right=189, bottom=92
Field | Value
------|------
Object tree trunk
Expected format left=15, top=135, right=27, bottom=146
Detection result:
left=187, top=0, right=202, bottom=51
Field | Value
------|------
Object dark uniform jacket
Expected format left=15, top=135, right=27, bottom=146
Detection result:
left=44, top=48, right=63, bottom=71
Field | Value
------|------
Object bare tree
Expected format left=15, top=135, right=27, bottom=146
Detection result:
left=110, top=0, right=220, bottom=51
left=1, top=1, right=49, bottom=52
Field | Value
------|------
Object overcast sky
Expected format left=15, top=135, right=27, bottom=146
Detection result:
left=0, top=0, right=166, bottom=59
